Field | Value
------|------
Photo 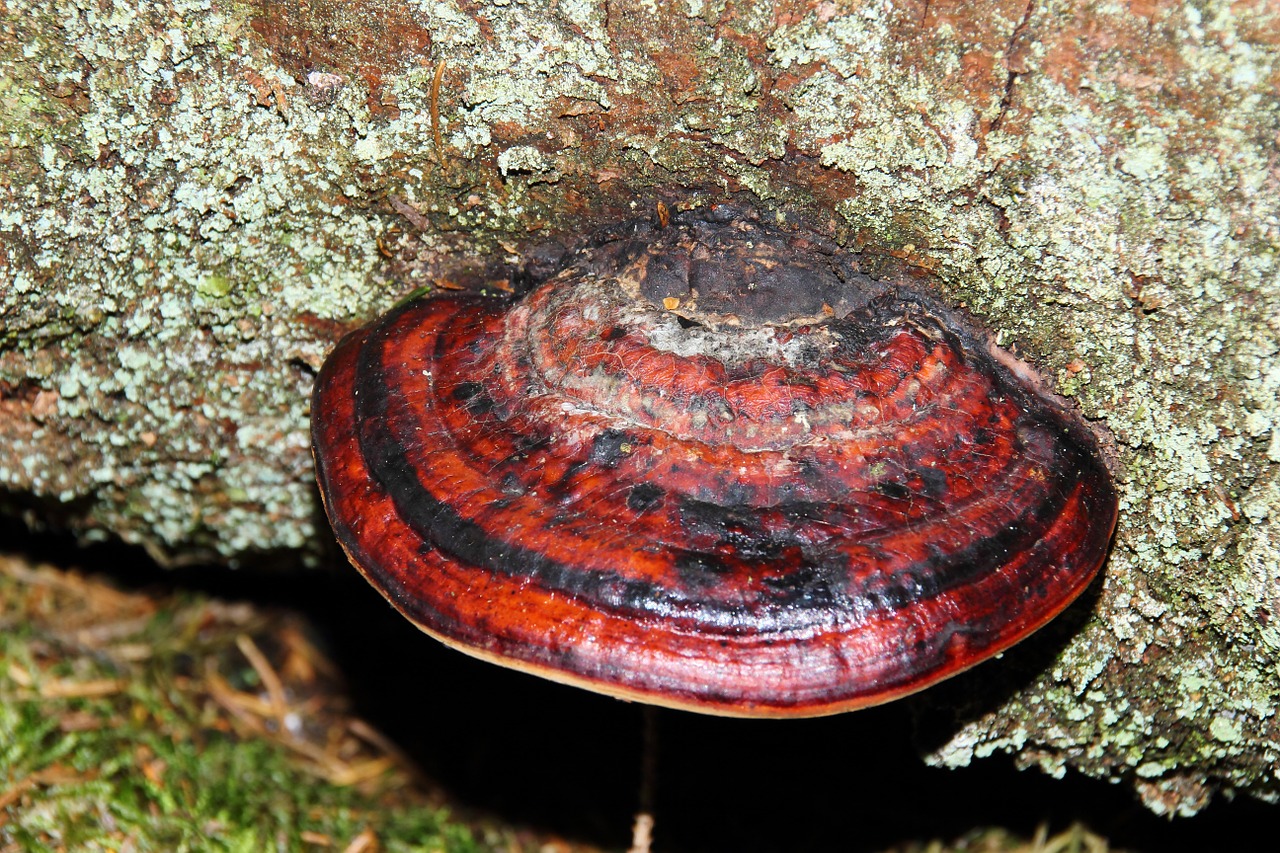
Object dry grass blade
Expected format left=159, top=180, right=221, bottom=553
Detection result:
left=343, top=826, right=379, bottom=853
left=236, top=633, right=289, bottom=726
left=38, top=677, right=126, bottom=699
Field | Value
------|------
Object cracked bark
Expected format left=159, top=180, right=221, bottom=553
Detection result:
left=989, top=0, right=1036, bottom=133
left=2, top=0, right=1278, bottom=819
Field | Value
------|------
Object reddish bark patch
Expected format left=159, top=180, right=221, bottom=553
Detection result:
left=248, top=0, right=433, bottom=119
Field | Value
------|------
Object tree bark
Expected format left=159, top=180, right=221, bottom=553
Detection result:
left=1, top=0, right=1277, bottom=817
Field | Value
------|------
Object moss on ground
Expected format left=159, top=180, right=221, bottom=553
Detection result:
left=0, top=553, right=522, bottom=853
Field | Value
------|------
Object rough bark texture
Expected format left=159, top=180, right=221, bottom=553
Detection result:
left=1, top=0, right=1277, bottom=818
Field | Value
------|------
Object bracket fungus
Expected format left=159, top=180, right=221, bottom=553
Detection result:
left=311, top=205, right=1118, bottom=717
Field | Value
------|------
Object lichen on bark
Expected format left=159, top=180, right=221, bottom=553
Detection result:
left=1, top=0, right=1277, bottom=818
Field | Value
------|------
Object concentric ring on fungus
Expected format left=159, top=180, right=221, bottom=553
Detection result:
left=311, top=205, right=1118, bottom=718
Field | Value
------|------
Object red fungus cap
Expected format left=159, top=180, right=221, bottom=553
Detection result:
left=311, top=206, right=1118, bottom=717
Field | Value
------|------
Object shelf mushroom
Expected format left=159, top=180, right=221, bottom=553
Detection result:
left=311, top=205, right=1118, bottom=717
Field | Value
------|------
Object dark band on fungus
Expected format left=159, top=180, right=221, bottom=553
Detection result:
left=354, top=302, right=1086, bottom=628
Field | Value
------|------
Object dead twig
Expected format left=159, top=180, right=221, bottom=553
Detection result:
left=430, top=58, right=447, bottom=162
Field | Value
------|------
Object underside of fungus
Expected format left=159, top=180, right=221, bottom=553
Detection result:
left=311, top=205, right=1118, bottom=717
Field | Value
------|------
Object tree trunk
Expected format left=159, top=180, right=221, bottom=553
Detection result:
left=2, top=0, right=1277, bottom=817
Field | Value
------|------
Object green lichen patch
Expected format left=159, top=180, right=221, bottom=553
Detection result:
left=880, top=823, right=1117, bottom=853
